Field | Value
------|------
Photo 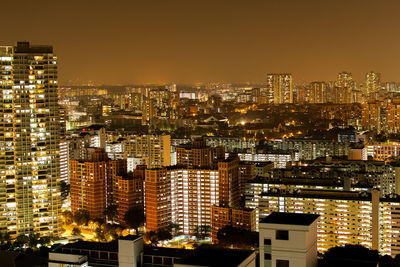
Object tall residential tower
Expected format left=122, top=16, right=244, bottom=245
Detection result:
left=0, top=42, right=62, bottom=237
left=267, top=73, right=293, bottom=104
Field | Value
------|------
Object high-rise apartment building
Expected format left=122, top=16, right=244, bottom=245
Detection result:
left=142, top=99, right=155, bottom=124
left=145, top=160, right=240, bottom=234
left=124, top=134, right=171, bottom=169
left=366, top=72, right=381, bottom=95
left=0, top=42, right=62, bottom=237
left=361, top=100, right=384, bottom=133
left=387, top=99, right=400, bottom=134
left=175, top=138, right=225, bottom=168
left=211, top=206, right=256, bottom=242
left=145, top=167, right=220, bottom=234
left=335, top=72, right=354, bottom=104
left=267, top=73, right=293, bottom=104
left=218, top=154, right=240, bottom=208
left=257, top=189, right=392, bottom=253
left=308, top=82, right=327, bottom=104
left=70, top=149, right=126, bottom=220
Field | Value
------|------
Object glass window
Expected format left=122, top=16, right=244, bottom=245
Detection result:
left=276, top=259, right=289, bottom=267
left=276, top=230, right=289, bottom=240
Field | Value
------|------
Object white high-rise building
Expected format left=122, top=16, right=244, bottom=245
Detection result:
left=0, top=42, right=62, bottom=237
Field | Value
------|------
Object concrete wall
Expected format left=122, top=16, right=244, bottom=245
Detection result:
left=259, top=221, right=318, bottom=267
left=118, top=237, right=144, bottom=267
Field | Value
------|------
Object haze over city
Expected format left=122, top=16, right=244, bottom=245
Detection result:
left=3, top=0, right=400, bottom=84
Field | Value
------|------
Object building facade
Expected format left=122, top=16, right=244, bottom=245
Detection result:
left=0, top=42, right=62, bottom=237
left=267, top=73, right=293, bottom=104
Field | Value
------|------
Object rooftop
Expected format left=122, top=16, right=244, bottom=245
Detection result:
left=260, top=188, right=372, bottom=201
left=144, top=246, right=191, bottom=258
left=119, top=235, right=141, bottom=241
left=62, top=240, right=118, bottom=252
left=177, top=247, right=254, bottom=267
left=14, top=41, right=53, bottom=54
left=260, top=212, right=319, bottom=226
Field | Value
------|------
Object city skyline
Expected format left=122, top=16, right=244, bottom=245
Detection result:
left=3, top=0, right=400, bottom=84
left=5, top=1, right=400, bottom=265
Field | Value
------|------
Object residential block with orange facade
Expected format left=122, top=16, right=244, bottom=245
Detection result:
left=70, top=149, right=131, bottom=221
left=211, top=206, right=256, bottom=242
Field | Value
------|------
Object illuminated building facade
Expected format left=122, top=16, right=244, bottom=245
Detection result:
left=361, top=100, right=384, bottom=133
left=142, top=99, right=155, bottom=124
left=236, top=151, right=292, bottom=169
left=218, top=154, right=240, bottom=208
left=175, top=138, right=225, bottom=168
left=254, top=188, right=400, bottom=256
left=387, top=99, right=400, bottom=133
left=60, top=140, right=69, bottom=183
left=145, top=167, right=219, bottom=235
left=335, top=72, right=354, bottom=104
left=145, top=159, right=240, bottom=235
left=116, top=172, right=144, bottom=223
left=366, top=71, right=381, bottom=96
left=124, top=134, right=171, bottom=168
left=211, top=206, right=256, bottom=242
left=308, top=82, right=327, bottom=104
left=0, top=42, right=62, bottom=237
left=70, top=149, right=108, bottom=220
left=70, top=149, right=126, bottom=220
left=271, top=138, right=348, bottom=161
left=267, top=73, right=293, bottom=104
left=203, top=136, right=256, bottom=153
left=367, top=142, right=400, bottom=161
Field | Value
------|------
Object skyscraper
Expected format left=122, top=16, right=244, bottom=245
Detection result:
left=365, top=71, right=381, bottom=95
left=266, top=73, right=293, bottom=104
left=335, top=71, right=354, bottom=103
left=0, top=42, right=62, bottom=237
left=308, top=82, right=327, bottom=103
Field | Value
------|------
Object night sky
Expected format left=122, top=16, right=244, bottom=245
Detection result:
left=3, top=0, right=400, bottom=84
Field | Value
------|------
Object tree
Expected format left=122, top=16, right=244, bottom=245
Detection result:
left=62, top=210, right=74, bottom=224
left=38, top=236, right=52, bottom=247
left=123, top=207, right=144, bottom=233
left=15, top=234, right=29, bottom=247
left=74, top=210, right=90, bottom=226
left=144, top=231, right=158, bottom=246
left=28, top=233, right=41, bottom=248
left=168, top=223, right=180, bottom=237
left=104, top=204, right=118, bottom=222
left=72, top=227, right=81, bottom=236
left=216, top=226, right=258, bottom=249
left=0, top=232, right=11, bottom=245
left=95, top=228, right=107, bottom=242
left=379, top=255, right=394, bottom=267
left=93, top=218, right=105, bottom=229
left=321, top=244, right=380, bottom=267
left=193, top=225, right=211, bottom=240
left=157, top=228, right=172, bottom=241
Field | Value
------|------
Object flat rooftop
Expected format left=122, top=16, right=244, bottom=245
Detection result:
left=144, top=246, right=191, bottom=258
left=177, top=248, right=254, bottom=267
left=119, top=235, right=141, bottom=241
left=62, top=240, right=118, bottom=252
left=260, top=212, right=319, bottom=226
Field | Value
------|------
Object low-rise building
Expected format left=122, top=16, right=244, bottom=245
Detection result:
left=259, top=212, right=319, bottom=267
